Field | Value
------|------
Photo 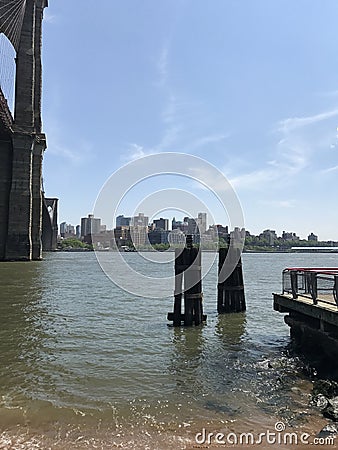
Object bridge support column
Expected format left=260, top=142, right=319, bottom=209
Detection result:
left=0, top=0, right=49, bottom=261
left=31, top=136, right=46, bottom=260
left=5, top=133, right=34, bottom=261
left=0, top=137, right=13, bottom=259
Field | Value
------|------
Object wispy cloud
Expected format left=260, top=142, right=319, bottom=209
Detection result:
left=156, top=125, right=182, bottom=152
left=46, top=123, right=92, bottom=164
left=44, top=10, right=57, bottom=24
left=278, top=108, right=338, bottom=133
left=47, top=141, right=92, bottom=164
left=189, top=133, right=230, bottom=150
left=260, top=199, right=296, bottom=208
left=227, top=140, right=309, bottom=191
left=321, top=164, right=338, bottom=174
left=121, top=144, right=156, bottom=162
left=156, top=44, right=169, bottom=88
left=161, top=94, right=192, bottom=125
left=230, top=107, right=338, bottom=191
left=229, top=167, right=278, bottom=190
left=188, top=166, right=235, bottom=193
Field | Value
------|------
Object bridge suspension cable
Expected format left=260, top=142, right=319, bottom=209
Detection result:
left=0, top=0, right=26, bottom=113
left=0, top=0, right=26, bottom=51
left=0, top=34, right=15, bottom=112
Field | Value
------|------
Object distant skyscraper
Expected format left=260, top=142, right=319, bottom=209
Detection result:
left=60, top=222, right=76, bottom=238
left=172, top=217, right=188, bottom=233
left=131, top=213, right=149, bottom=227
left=81, top=214, right=101, bottom=237
left=153, top=218, right=169, bottom=230
left=197, top=212, right=207, bottom=234
left=116, top=215, right=131, bottom=227
left=60, top=222, right=67, bottom=236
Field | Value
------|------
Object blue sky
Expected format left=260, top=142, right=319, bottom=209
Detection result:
left=40, top=0, right=338, bottom=240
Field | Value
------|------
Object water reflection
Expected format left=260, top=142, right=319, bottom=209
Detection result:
left=170, top=326, right=205, bottom=387
left=215, top=312, right=247, bottom=350
left=0, top=262, right=51, bottom=412
left=167, top=313, right=249, bottom=419
left=169, top=326, right=206, bottom=396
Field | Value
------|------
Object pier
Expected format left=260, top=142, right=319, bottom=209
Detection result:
left=273, top=268, right=338, bottom=370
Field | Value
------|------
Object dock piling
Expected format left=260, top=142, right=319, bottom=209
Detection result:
left=168, top=235, right=206, bottom=326
left=217, top=246, right=246, bottom=314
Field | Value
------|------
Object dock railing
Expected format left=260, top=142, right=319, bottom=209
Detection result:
left=282, top=268, right=338, bottom=308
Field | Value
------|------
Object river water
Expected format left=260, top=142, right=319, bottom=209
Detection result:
left=0, top=252, right=337, bottom=449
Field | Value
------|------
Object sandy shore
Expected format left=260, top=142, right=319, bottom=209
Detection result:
left=0, top=412, right=335, bottom=450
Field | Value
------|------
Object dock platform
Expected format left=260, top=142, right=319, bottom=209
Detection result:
left=273, top=268, right=338, bottom=371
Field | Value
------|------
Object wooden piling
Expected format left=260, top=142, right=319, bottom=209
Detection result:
left=217, top=247, right=246, bottom=314
left=173, top=248, right=184, bottom=326
left=168, top=235, right=206, bottom=326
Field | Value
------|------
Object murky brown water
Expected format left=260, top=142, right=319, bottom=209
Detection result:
left=1, top=252, right=337, bottom=449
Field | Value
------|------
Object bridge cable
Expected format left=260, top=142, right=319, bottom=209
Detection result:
left=0, top=0, right=26, bottom=111
left=0, top=0, right=26, bottom=50
left=0, top=35, right=15, bottom=110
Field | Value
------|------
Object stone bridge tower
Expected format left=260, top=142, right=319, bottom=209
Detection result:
left=0, top=0, right=50, bottom=260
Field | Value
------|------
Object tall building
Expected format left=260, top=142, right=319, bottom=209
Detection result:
left=184, top=217, right=198, bottom=235
left=172, top=217, right=188, bottom=233
left=59, top=222, right=67, bottom=236
left=168, top=229, right=186, bottom=245
left=197, top=212, right=207, bottom=234
left=153, top=218, right=169, bottom=230
left=59, top=222, right=75, bottom=238
left=130, top=225, right=147, bottom=247
left=205, top=224, right=228, bottom=241
left=259, top=229, right=277, bottom=246
left=282, top=231, right=299, bottom=241
left=81, top=214, right=101, bottom=237
left=114, top=226, right=131, bottom=247
left=131, top=213, right=149, bottom=227
left=148, top=229, right=170, bottom=245
left=116, top=215, right=131, bottom=227
left=308, top=232, right=318, bottom=242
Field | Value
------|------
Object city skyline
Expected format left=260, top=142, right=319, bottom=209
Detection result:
left=59, top=211, right=328, bottom=243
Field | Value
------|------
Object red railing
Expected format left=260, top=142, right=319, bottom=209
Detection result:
left=282, top=268, right=338, bottom=308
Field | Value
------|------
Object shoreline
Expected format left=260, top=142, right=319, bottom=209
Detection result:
left=0, top=413, right=332, bottom=449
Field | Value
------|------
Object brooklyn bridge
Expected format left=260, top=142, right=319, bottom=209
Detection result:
left=0, top=0, right=56, bottom=260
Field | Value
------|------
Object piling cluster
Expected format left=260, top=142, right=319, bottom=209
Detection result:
left=168, top=235, right=246, bottom=326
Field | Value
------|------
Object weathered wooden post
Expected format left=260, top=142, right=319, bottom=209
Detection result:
left=217, top=246, right=246, bottom=313
left=334, top=276, right=338, bottom=306
left=290, top=270, right=298, bottom=299
left=172, top=247, right=184, bottom=326
left=168, top=235, right=206, bottom=326
left=308, top=271, right=318, bottom=305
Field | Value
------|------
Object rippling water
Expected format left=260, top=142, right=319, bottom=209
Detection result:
left=1, top=252, right=337, bottom=448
